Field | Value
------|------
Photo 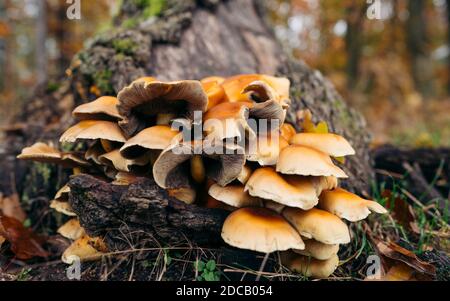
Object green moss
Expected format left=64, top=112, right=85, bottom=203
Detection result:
left=92, top=70, right=114, bottom=95
left=46, top=82, right=61, bottom=93
left=141, top=0, right=166, bottom=18
left=112, top=38, right=138, bottom=56
left=123, top=18, right=140, bottom=29
left=34, top=163, right=52, bottom=187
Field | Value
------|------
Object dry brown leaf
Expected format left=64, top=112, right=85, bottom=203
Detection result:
left=375, top=240, right=436, bottom=277
left=382, top=190, right=417, bottom=233
left=0, top=215, right=49, bottom=260
left=0, top=193, right=27, bottom=223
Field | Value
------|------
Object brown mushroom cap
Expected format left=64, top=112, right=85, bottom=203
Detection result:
left=281, top=251, right=339, bottom=279
left=167, top=187, right=197, bottom=205
left=62, top=235, right=107, bottom=264
left=17, top=142, right=91, bottom=168
left=276, top=145, right=347, bottom=178
left=117, top=79, right=208, bottom=137
left=203, top=142, right=246, bottom=186
left=319, top=188, right=387, bottom=222
left=50, top=200, right=77, bottom=217
left=282, top=207, right=350, bottom=244
left=59, top=120, right=126, bottom=144
left=243, top=80, right=291, bottom=109
left=293, top=239, right=339, bottom=260
left=208, top=183, right=263, bottom=208
left=201, top=77, right=226, bottom=110
left=57, top=219, right=85, bottom=240
left=247, top=133, right=289, bottom=166
left=280, top=123, right=297, bottom=141
left=98, top=149, right=150, bottom=173
left=72, top=96, right=121, bottom=121
left=111, top=172, right=141, bottom=186
left=54, top=184, right=70, bottom=201
left=312, top=176, right=339, bottom=195
left=245, top=167, right=319, bottom=210
left=85, top=140, right=105, bottom=164
left=290, top=133, right=355, bottom=157
left=120, top=125, right=181, bottom=159
left=221, top=207, right=305, bottom=253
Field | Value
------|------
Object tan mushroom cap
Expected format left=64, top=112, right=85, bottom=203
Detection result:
left=54, top=184, right=70, bottom=201
left=319, top=188, right=387, bottom=222
left=72, top=96, right=121, bottom=121
left=280, top=123, right=297, bottom=141
left=263, top=200, right=286, bottom=214
left=290, top=133, right=355, bottom=157
left=120, top=125, right=181, bottom=159
left=98, top=149, right=150, bottom=172
left=201, top=77, right=226, bottom=110
left=167, top=187, right=197, bottom=205
left=111, top=172, right=140, bottom=186
left=282, top=207, right=350, bottom=244
left=50, top=200, right=76, bottom=216
left=221, top=207, right=305, bottom=253
left=203, top=101, right=255, bottom=142
left=237, top=164, right=253, bottom=184
left=312, top=176, right=339, bottom=196
left=60, top=120, right=126, bottom=143
left=245, top=167, right=319, bottom=210
left=293, top=239, right=339, bottom=260
left=62, top=235, right=107, bottom=264
left=85, top=140, right=104, bottom=164
left=17, top=142, right=91, bottom=168
left=243, top=80, right=291, bottom=108
left=281, top=251, right=339, bottom=279
left=208, top=183, right=263, bottom=208
left=221, top=74, right=290, bottom=104
left=247, top=133, right=289, bottom=166
left=57, top=219, right=85, bottom=240
left=276, top=145, right=348, bottom=178
left=117, top=79, right=208, bottom=136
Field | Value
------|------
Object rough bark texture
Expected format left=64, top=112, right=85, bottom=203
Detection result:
left=1, top=0, right=373, bottom=250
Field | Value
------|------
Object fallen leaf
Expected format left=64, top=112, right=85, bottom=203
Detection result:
left=382, top=190, right=417, bottom=233
left=297, top=109, right=329, bottom=134
left=381, top=263, right=416, bottom=281
left=0, top=215, right=49, bottom=260
left=0, top=193, right=27, bottom=222
left=375, top=240, right=436, bottom=277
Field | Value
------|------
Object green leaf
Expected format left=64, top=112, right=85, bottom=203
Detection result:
left=196, top=260, right=205, bottom=272
left=206, top=260, right=216, bottom=271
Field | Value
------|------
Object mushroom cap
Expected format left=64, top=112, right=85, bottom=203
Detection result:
left=243, top=80, right=291, bottom=108
left=290, top=133, right=355, bottom=157
left=247, top=133, right=289, bottom=166
left=245, top=167, right=319, bottom=210
left=237, top=164, right=253, bottom=184
left=293, top=239, right=339, bottom=260
left=319, top=188, right=387, bottom=222
left=208, top=183, right=263, bottom=208
left=280, top=123, right=297, bottom=141
left=203, top=102, right=254, bottom=142
left=120, top=125, right=181, bottom=159
left=312, top=176, right=339, bottom=195
left=201, top=77, right=226, bottom=110
left=221, top=74, right=290, bottom=104
left=203, top=142, right=246, bottom=186
left=248, top=100, right=286, bottom=130
left=263, top=200, right=286, bottom=214
left=167, top=187, right=197, bottom=205
left=281, top=251, right=339, bottom=279
left=111, top=172, right=141, bottom=186
left=62, top=235, right=106, bottom=264
left=276, top=145, right=348, bottom=178
left=98, top=149, right=150, bottom=173
left=85, top=140, right=105, bottom=164
left=221, top=207, right=305, bottom=253
left=54, top=184, right=70, bottom=201
left=60, top=120, right=126, bottom=143
left=57, top=219, right=85, bottom=240
left=17, top=142, right=91, bottom=168
left=282, top=207, right=350, bottom=244
left=72, top=96, right=121, bottom=121
left=117, top=79, right=208, bottom=136
left=152, top=141, right=198, bottom=189
left=50, top=200, right=76, bottom=216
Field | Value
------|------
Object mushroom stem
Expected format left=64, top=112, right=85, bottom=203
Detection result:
left=190, top=155, right=205, bottom=183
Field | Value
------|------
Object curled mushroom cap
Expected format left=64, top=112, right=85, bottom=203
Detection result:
left=245, top=167, right=319, bottom=210
left=203, top=102, right=254, bottom=142
left=290, top=133, right=355, bottom=157
left=17, top=142, right=91, bottom=168
left=203, top=142, right=246, bottom=186
left=276, top=145, right=347, bottom=178
left=293, top=239, right=339, bottom=260
left=221, top=207, right=305, bottom=253
left=281, top=251, right=339, bottom=279
left=60, top=120, right=126, bottom=144
left=247, top=133, right=289, bottom=166
left=221, top=74, right=290, bottom=104
left=243, top=80, right=291, bottom=109
left=319, top=188, right=387, bottom=222
left=57, top=219, right=85, bottom=240
left=282, top=207, right=350, bottom=244
left=117, top=79, right=208, bottom=136
left=62, top=235, right=107, bottom=264
left=208, top=183, right=263, bottom=208
left=72, top=96, right=121, bottom=121
left=120, top=125, right=181, bottom=159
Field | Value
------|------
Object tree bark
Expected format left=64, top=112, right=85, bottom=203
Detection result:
left=1, top=0, right=374, bottom=249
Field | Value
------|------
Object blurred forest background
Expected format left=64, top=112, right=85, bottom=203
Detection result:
left=0, top=0, right=449, bottom=147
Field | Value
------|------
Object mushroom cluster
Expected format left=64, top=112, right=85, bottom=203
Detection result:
left=17, top=74, right=387, bottom=278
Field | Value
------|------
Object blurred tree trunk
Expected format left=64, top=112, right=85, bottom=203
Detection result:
left=345, top=0, right=365, bottom=89
left=447, top=0, right=450, bottom=93
left=406, top=0, right=433, bottom=96
left=35, top=0, right=47, bottom=85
